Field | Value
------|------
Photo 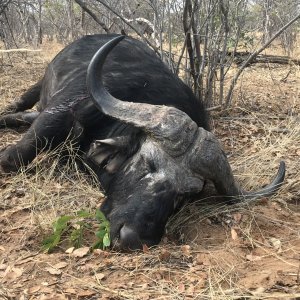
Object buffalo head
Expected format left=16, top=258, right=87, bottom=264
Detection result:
left=86, top=36, right=285, bottom=250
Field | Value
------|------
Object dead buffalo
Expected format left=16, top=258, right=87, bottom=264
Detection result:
left=0, top=34, right=285, bottom=250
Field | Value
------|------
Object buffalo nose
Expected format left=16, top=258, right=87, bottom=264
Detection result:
left=119, top=224, right=142, bottom=251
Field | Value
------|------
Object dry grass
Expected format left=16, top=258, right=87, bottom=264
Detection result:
left=3, top=142, right=103, bottom=227
left=0, top=39, right=299, bottom=299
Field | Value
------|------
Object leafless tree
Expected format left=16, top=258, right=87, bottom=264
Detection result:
left=1, top=0, right=299, bottom=109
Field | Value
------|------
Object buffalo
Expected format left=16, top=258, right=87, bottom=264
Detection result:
left=0, top=34, right=285, bottom=250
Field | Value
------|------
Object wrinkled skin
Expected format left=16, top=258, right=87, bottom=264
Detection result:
left=99, top=137, right=205, bottom=249
left=0, top=35, right=285, bottom=251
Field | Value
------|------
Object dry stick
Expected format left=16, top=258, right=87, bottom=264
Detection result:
left=94, top=0, right=159, bottom=54
left=218, top=0, right=229, bottom=105
left=297, top=258, right=300, bottom=284
left=206, top=105, right=221, bottom=112
left=0, top=49, right=41, bottom=53
left=74, top=0, right=110, bottom=33
left=176, top=0, right=203, bottom=75
left=232, top=52, right=300, bottom=66
left=251, top=54, right=300, bottom=66
left=176, top=0, right=216, bottom=75
left=224, top=12, right=300, bottom=108
left=183, top=0, right=195, bottom=80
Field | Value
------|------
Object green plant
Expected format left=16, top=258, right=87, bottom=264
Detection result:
left=93, top=210, right=111, bottom=249
left=42, top=209, right=110, bottom=253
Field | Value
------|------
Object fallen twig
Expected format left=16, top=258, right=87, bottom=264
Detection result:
left=0, top=49, right=41, bottom=53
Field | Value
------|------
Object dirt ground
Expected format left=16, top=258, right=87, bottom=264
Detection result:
left=0, top=40, right=299, bottom=299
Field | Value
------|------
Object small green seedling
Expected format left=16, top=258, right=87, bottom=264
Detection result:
left=42, top=209, right=110, bottom=253
left=93, top=210, right=111, bottom=249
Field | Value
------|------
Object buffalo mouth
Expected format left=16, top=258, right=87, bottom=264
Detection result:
left=118, top=224, right=143, bottom=251
left=110, top=223, right=162, bottom=251
left=110, top=224, right=142, bottom=251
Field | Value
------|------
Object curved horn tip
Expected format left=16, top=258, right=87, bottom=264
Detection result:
left=87, top=35, right=125, bottom=102
left=278, top=160, right=286, bottom=179
left=87, top=35, right=125, bottom=75
left=108, top=35, right=126, bottom=46
left=95, top=35, right=125, bottom=58
left=279, top=160, right=285, bottom=170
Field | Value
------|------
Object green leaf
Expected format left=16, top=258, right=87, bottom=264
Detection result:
left=53, top=215, right=73, bottom=233
left=42, top=231, right=63, bottom=252
left=42, top=215, right=74, bottom=252
left=41, top=209, right=111, bottom=252
left=76, top=210, right=92, bottom=218
left=95, top=229, right=106, bottom=239
left=70, top=227, right=83, bottom=248
left=95, top=210, right=108, bottom=223
left=103, top=233, right=111, bottom=247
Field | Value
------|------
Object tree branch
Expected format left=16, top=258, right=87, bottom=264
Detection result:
left=225, top=12, right=300, bottom=107
left=74, top=0, right=110, bottom=33
left=94, top=0, right=159, bottom=54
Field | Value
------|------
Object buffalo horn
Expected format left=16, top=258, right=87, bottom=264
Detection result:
left=86, top=36, right=198, bottom=156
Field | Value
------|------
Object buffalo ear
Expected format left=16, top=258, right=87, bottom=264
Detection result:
left=87, top=136, right=132, bottom=174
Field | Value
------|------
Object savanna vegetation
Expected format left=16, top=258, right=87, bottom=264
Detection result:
left=0, top=0, right=299, bottom=299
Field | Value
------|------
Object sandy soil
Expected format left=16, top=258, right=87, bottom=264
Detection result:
left=0, top=41, right=299, bottom=299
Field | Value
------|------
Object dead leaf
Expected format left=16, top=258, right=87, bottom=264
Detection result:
left=19, top=295, right=26, bottom=300
left=45, top=267, right=62, bottom=275
left=178, top=283, right=185, bottom=293
left=269, top=238, right=282, bottom=252
left=159, top=249, right=171, bottom=261
left=78, top=290, right=96, bottom=297
left=231, top=228, right=238, bottom=240
left=53, top=262, right=68, bottom=269
left=5, top=266, right=23, bottom=277
left=28, top=286, right=41, bottom=294
left=181, top=245, right=191, bottom=257
left=251, top=286, right=266, bottom=295
left=65, top=288, right=77, bottom=294
left=55, top=183, right=63, bottom=189
left=0, top=246, right=5, bottom=251
left=233, top=213, right=242, bottom=223
left=196, top=253, right=210, bottom=266
left=0, top=264, right=7, bottom=271
left=79, top=263, right=96, bottom=272
left=258, top=197, right=269, bottom=205
left=15, top=257, right=34, bottom=266
left=47, top=293, right=68, bottom=300
left=72, top=247, right=90, bottom=258
left=2, top=267, right=23, bottom=283
left=40, top=286, right=52, bottom=294
left=142, top=244, right=149, bottom=253
left=246, top=254, right=262, bottom=261
left=93, top=249, right=110, bottom=258
left=96, top=273, right=105, bottom=281
left=65, top=247, right=75, bottom=254
left=205, top=218, right=212, bottom=225
left=186, top=284, right=195, bottom=295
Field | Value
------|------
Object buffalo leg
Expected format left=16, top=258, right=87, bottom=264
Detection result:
left=0, top=109, right=82, bottom=173
left=0, top=111, right=39, bottom=129
left=1, top=80, right=42, bottom=114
